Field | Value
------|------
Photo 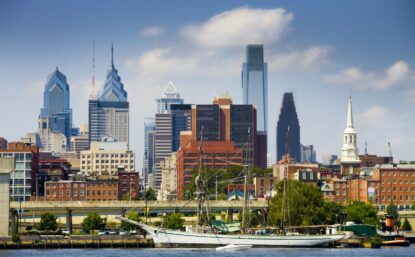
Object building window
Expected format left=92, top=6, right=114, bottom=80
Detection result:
left=59, top=190, right=63, bottom=196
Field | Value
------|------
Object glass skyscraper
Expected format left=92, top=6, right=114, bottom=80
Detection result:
left=40, top=67, right=72, bottom=148
left=242, top=45, right=268, bottom=132
left=156, top=81, right=184, bottom=114
left=89, top=45, right=129, bottom=147
left=276, top=92, right=301, bottom=161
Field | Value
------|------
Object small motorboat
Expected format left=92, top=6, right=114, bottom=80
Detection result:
left=382, top=239, right=410, bottom=247
left=216, top=244, right=252, bottom=251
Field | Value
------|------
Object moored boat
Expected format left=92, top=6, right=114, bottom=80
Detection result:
left=117, top=217, right=344, bottom=248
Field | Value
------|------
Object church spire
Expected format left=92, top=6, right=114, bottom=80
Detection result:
left=346, top=94, right=354, bottom=128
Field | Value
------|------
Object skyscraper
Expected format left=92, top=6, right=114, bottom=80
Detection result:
left=89, top=45, right=129, bottom=147
left=40, top=67, right=72, bottom=149
left=143, top=117, right=155, bottom=187
left=156, top=81, right=184, bottom=114
left=340, top=95, right=361, bottom=175
left=276, top=92, right=301, bottom=161
left=300, top=144, right=317, bottom=163
left=242, top=45, right=268, bottom=132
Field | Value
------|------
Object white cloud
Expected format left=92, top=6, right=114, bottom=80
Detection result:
left=140, top=26, right=164, bottom=37
left=269, top=46, right=331, bottom=72
left=181, top=7, right=293, bottom=48
left=324, top=60, right=410, bottom=90
left=357, top=106, right=414, bottom=155
left=21, top=79, right=45, bottom=99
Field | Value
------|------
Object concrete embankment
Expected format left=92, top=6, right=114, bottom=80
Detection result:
left=0, top=235, right=154, bottom=249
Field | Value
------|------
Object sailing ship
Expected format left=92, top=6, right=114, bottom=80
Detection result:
left=118, top=127, right=344, bottom=247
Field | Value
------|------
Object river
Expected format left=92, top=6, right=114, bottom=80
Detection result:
left=1, top=247, right=415, bottom=257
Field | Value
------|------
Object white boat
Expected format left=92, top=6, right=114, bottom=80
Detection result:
left=216, top=244, right=252, bottom=251
left=117, top=217, right=344, bottom=248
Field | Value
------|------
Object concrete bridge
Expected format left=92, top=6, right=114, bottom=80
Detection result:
left=10, top=200, right=268, bottom=213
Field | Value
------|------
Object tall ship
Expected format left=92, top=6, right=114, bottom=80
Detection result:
left=119, top=128, right=344, bottom=247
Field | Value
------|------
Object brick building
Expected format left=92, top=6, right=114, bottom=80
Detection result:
left=117, top=171, right=139, bottom=200
left=35, top=159, right=71, bottom=198
left=44, top=178, right=118, bottom=201
left=176, top=136, right=243, bottom=199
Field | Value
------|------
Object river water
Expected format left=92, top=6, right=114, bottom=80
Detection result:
left=1, top=247, right=415, bottom=257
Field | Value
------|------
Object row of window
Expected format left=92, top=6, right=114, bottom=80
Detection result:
left=46, top=189, right=118, bottom=196
left=82, top=154, right=132, bottom=158
left=381, top=171, right=415, bottom=177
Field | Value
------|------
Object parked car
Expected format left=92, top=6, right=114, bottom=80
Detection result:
left=130, top=229, right=137, bottom=235
left=109, top=230, right=118, bottom=235
left=119, top=230, right=128, bottom=235
left=62, top=228, right=70, bottom=235
left=98, top=230, right=109, bottom=235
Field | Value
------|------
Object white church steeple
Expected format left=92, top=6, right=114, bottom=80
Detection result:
left=340, top=94, right=361, bottom=169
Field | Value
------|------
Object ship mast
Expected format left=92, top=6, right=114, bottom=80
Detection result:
left=196, top=127, right=206, bottom=230
left=280, top=126, right=290, bottom=234
left=241, top=127, right=251, bottom=233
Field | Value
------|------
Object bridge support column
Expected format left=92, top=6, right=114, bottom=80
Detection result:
left=0, top=157, right=14, bottom=236
left=66, top=209, right=72, bottom=233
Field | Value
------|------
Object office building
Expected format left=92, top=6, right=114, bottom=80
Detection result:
left=156, top=81, right=184, bottom=114
left=160, top=152, right=178, bottom=200
left=0, top=142, right=39, bottom=201
left=301, top=144, right=317, bottom=163
left=143, top=117, right=155, bottom=187
left=89, top=45, right=129, bottom=146
left=153, top=113, right=173, bottom=190
left=70, top=123, right=89, bottom=155
left=276, top=92, right=300, bottom=161
left=242, top=45, right=268, bottom=132
left=80, top=141, right=134, bottom=175
left=40, top=68, right=72, bottom=149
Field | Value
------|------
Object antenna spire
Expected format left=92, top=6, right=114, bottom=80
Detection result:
left=111, top=42, right=114, bottom=68
left=90, top=40, right=96, bottom=99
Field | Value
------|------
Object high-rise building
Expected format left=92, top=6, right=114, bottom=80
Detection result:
left=89, top=45, right=129, bottom=147
left=153, top=113, right=173, bottom=190
left=340, top=95, right=361, bottom=175
left=70, top=123, right=89, bottom=155
left=156, top=81, right=184, bottom=114
left=300, top=144, right=317, bottom=163
left=170, top=104, right=192, bottom=151
left=40, top=68, right=72, bottom=149
left=143, top=117, right=155, bottom=187
left=0, top=142, right=39, bottom=201
left=242, top=45, right=268, bottom=132
left=80, top=141, right=135, bottom=176
left=276, top=92, right=301, bottom=162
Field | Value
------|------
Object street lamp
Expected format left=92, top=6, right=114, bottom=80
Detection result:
left=215, top=176, right=218, bottom=201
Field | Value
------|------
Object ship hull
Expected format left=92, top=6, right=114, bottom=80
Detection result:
left=139, top=223, right=343, bottom=248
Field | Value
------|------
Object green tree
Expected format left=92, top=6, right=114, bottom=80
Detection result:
left=401, top=218, right=412, bottom=231
left=120, top=211, right=141, bottom=231
left=36, top=212, right=58, bottom=231
left=345, top=201, right=378, bottom=225
left=145, top=187, right=157, bottom=201
left=323, top=201, right=346, bottom=224
left=82, top=212, right=105, bottom=233
left=386, top=202, right=401, bottom=228
left=269, top=180, right=330, bottom=226
left=163, top=213, right=184, bottom=230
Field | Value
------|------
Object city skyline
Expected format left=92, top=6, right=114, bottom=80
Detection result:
left=1, top=0, right=414, bottom=167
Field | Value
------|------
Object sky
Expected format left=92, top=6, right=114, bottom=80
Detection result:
left=0, top=0, right=414, bottom=168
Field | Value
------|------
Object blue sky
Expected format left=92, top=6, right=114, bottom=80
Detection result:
left=1, top=0, right=414, bottom=166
